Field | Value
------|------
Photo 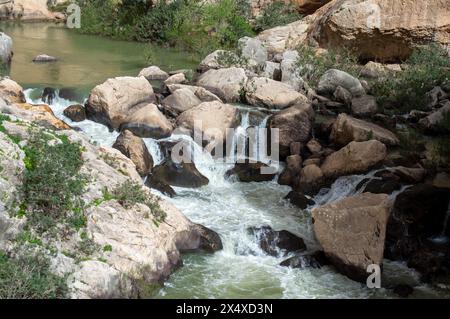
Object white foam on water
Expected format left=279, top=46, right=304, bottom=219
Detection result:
left=27, top=89, right=447, bottom=299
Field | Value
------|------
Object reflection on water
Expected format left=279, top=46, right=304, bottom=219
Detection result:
left=0, top=22, right=199, bottom=92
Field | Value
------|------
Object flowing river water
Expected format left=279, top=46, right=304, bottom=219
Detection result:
left=2, top=23, right=448, bottom=299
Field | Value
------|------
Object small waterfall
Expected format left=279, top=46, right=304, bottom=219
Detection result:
left=430, top=203, right=450, bottom=244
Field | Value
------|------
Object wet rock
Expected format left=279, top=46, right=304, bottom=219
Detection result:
left=151, top=156, right=209, bottom=189
left=176, top=224, right=223, bottom=253
left=245, top=77, right=308, bottom=109
left=41, top=87, right=56, bottom=105
left=330, top=113, right=399, bottom=147
left=33, top=54, right=57, bottom=63
left=296, top=164, right=325, bottom=195
left=197, top=67, right=247, bottom=103
left=226, top=161, right=277, bottom=183
left=317, top=69, right=365, bottom=98
left=321, top=141, right=387, bottom=179
left=375, top=166, right=426, bottom=185
left=63, top=104, right=86, bottom=122
left=145, top=176, right=177, bottom=198
left=312, top=193, right=392, bottom=282
left=356, top=178, right=402, bottom=194
left=113, top=130, right=153, bottom=177
left=284, top=191, right=315, bottom=209
left=267, top=103, right=314, bottom=159
left=248, top=226, right=307, bottom=257
left=278, top=155, right=302, bottom=186
left=280, top=251, right=329, bottom=269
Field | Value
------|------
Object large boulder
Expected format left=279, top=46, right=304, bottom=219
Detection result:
left=113, top=130, right=154, bottom=177
left=237, top=36, right=268, bottom=67
left=120, top=103, right=173, bottom=139
left=256, top=18, right=312, bottom=55
left=267, top=103, right=314, bottom=158
left=0, top=32, right=12, bottom=64
left=321, top=140, right=387, bottom=178
left=151, top=159, right=209, bottom=189
left=161, top=88, right=202, bottom=116
left=0, top=115, right=222, bottom=299
left=86, top=76, right=156, bottom=130
left=294, top=0, right=332, bottom=14
left=351, top=95, right=379, bottom=116
left=317, top=69, right=365, bottom=97
left=245, top=77, right=308, bottom=109
left=176, top=101, right=241, bottom=150
left=310, top=0, right=450, bottom=61
left=280, top=50, right=306, bottom=92
left=197, top=67, right=248, bottom=103
left=330, top=113, right=399, bottom=146
left=0, top=78, right=26, bottom=104
left=198, top=50, right=239, bottom=72
left=311, top=193, right=392, bottom=282
left=296, top=164, right=325, bottom=195
left=248, top=226, right=307, bottom=257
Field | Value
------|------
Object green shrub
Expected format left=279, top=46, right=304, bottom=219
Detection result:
left=0, top=251, right=68, bottom=299
left=295, top=45, right=360, bottom=87
left=253, top=1, right=302, bottom=32
left=21, top=130, right=87, bottom=234
left=111, top=180, right=166, bottom=226
left=372, top=45, right=450, bottom=113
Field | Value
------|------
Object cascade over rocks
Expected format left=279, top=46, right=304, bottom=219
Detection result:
left=113, top=130, right=154, bottom=177
left=0, top=104, right=222, bottom=299
left=248, top=226, right=307, bottom=257
left=312, top=193, right=392, bottom=282
left=280, top=251, right=329, bottom=269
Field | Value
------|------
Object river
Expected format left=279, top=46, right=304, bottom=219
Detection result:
left=2, top=22, right=447, bottom=299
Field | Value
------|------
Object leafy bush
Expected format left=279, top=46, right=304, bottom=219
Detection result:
left=372, top=45, right=450, bottom=113
left=253, top=1, right=302, bottom=32
left=93, top=180, right=167, bottom=226
left=296, top=45, right=360, bottom=87
left=21, top=130, right=87, bottom=234
left=0, top=251, right=68, bottom=299
left=76, top=0, right=254, bottom=55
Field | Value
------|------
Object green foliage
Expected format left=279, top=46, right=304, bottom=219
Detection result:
left=296, top=45, right=360, bottom=87
left=253, top=1, right=302, bottom=32
left=76, top=0, right=254, bottom=55
left=112, top=180, right=167, bottom=226
left=21, top=130, right=87, bottom=234
left=372, top=45, right=450, bottom=112
left=0, top=251, right=68, bottom=299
